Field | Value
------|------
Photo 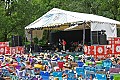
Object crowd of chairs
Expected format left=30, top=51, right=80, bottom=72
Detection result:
left=0, top=52, right=120, bottom=80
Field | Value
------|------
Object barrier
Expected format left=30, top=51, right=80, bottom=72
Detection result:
left=106, top=45, right=112, bottom=54
left=90, top=46, right=95, bottom=55
left=5, top=46, right=10, bottom=55
left=84, top=45, right=88, bottom=55
left=114, top=44, right=120, bottom=54
left=0, top=46, right=5, bottom=54
left=0, top=42, right=9, bottom=47
left=84, top=45, right=116, bottom=58
left=114, top=37, right=120, bottom=44
left=96, top=46, right=104, bottom=55
left=16, top=46, right=24, bottom=54
left=10, top=47, right=16, bottom=54
left=0, top=42, right=24, bottom=55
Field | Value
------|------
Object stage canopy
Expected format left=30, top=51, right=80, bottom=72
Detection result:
left=25, top=8, right=120, bottom=40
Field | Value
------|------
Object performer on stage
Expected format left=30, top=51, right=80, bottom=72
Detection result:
left=62, top=39, right=66, bottom=51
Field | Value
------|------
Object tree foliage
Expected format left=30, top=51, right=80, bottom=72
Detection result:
left=0, top=0, right=120, bottom=44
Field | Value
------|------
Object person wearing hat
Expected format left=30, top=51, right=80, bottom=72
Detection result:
left=34, top=60, right=45, bottom=71
left=26, top=61, right=32, bottom=69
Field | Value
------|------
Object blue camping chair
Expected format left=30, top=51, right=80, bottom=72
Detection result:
left=42, top=60, right=48, bottom=65
left=110, top=75, right=113, bottom=80
left=76, top=67, right=84, bottom=73
left=95, top=65, right=104, bottom=71
left=77, top=62, right=84, bottom=67
left=102, top=59, right=112, bottom=67
left=67, top=72, right=76, bottom=80
left=86, top=70, right=95, bottom=79
left=2, top=69, right=10, bottom=77
left=102, top=59, right=112, bottom=71
left=26, top=69, right=35, bottom=79
left=16, top=57, right=21, bottom=63
left=76, top=67, right=85, bottom=78
left=90, top=67, right=96, bottom=72
left=52, top=71, right=62, bottom=80
left=95, top=74, right=107, bottom=80
left=40, top=71, right=50, bottom=80
left=85, top=66, right=90, bottom=71
left=85, top=67, right=96, bottom=79
left=63, top=70, right=69, bottom=74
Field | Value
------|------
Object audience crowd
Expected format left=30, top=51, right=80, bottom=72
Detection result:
left=0, top=51, right=120, bottom=80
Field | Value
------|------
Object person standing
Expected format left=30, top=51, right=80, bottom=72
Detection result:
left=62, top=39, right=66, bottom=51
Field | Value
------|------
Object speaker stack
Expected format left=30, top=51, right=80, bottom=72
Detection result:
left=12, top=36, right=22, bottom=47
left=91, top=30, right=107, bottom=45
left=99, top=30, right=107, bottom=45
left=91, top=31, right=101, bottom=45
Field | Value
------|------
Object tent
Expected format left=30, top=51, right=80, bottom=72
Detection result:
left=25, top=8, right=120, bottom=29
left=25, top=8, right=120, bottom=41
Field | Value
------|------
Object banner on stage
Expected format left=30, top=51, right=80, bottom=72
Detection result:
left=5, top=46, right=10, bottom=55
left=10, top=47, right=16, bottom=54
left=0, top=47, right=5, bottom=54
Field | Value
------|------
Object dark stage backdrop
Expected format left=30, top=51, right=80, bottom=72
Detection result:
left=49, top=29, right=90, bottom=49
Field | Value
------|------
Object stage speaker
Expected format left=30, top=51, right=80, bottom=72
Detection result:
left=34, top=45, right=39, bottom=52
left=12, top=36, right=22, bottom=47
left=49, top=32, right=59, bottom=44
left=91, top=31, right=101, bottom=45
left=99, top=34, right=107, bottom=45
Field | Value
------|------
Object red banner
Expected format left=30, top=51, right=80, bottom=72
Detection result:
left=114, top=37, right=120, bottom=44
left=84, top=45, right=88, bottom=55
left=10, top=47, right=16, bottom=55
left=16, top=46, right=24, bottom=54
left=0, top=42, right=9, bottom=47
left=5, top=46, right=10, bottom=55
left=114, top=44, right=120, bottom=54
left=96, top=46, right=104, bottom=55
left=0, top=42, right=5, bottom=47
left=21, top=47, right=25, bottom=54
left=106, top=45, right=112, bottom=54
left=4, top=42, right=9, bottom=47
left=0, top=47, right=5, bottom=54
left=90, top=46, right=95, bottom=55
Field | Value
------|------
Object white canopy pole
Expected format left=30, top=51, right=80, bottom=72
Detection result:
left=82, top=21, right=86, bottom=54
left=30, top=29, right=33, bottom=53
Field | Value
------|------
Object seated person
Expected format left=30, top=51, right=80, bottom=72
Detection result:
left=34, top=61, right=45, bottom=71
left=63, top=60, right=71, bottom=69
left=25, top=61, right=32, bottom=70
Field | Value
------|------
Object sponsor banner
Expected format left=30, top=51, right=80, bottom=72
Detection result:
left=0, top=42, right=9, bottom=47
left=20, top=47, right=24, bottom=54
left=105, top=45, right=112, bottom=54
left=4, top=42, right=9, bottom=47
left=114, top=37, right=120, bottom=44
left=108, top=40, right=114, bottom=45
left=0, top=47, right=5, bottom=54
left=5, top=46, right=10, bottom=55
left=90, top=46, right=95, bottom=55
left=0, top=42, right=5, bottom=47
left=114, top=44, right=120, bottom=54
left=16, top=46, right=24, bottom=54
left=96, top=46, right=104, bottom=55
left=84, top=45, right=88, bottom=54
left=10, top=47, right=16, bottom=54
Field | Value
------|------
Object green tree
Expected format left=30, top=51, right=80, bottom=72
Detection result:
left=0, top=0, right=120, bottom=43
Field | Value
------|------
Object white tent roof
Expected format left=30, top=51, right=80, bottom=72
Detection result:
left=25, top=8, right=120, bottom=29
